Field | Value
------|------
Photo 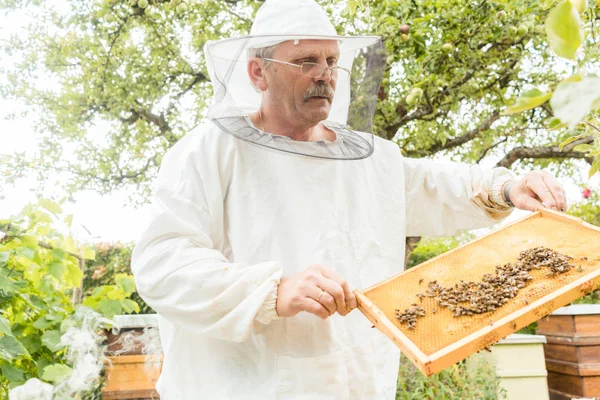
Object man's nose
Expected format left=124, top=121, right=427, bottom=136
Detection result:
left=314, top=66, right=333, bottom=83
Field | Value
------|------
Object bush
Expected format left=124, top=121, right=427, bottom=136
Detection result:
left=397, top=353, right=505, bottom=399
left=0, top=201, right=139, bottom=398
left=406, top=234, right=474, bottom=269
left=569, top=195, right=600, bottom=305
left=83, top=243, right=155, bottom=314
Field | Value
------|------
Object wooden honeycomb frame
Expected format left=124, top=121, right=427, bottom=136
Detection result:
left=355, top=209, right=600, bottom=376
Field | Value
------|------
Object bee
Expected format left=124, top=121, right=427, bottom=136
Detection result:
left=510, top=321, right=517, bottom=329
left=419, top=278, right=424, bottom=285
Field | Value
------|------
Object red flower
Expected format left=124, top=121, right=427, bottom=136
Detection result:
left=92, top=266, right=106, bottom=279
left=582, top=188, right=592, bottom=199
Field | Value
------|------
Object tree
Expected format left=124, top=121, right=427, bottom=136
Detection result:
left=0, top=0, right=599, bottom=206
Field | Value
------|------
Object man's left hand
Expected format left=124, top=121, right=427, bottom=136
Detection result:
left=507, top=171, right=567, bottom=212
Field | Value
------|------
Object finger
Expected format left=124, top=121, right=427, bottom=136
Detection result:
left=516, top=194, right=545, bottom=212
left=317, top=277, right=347, bottom=315
left=299, top=298, right=330, bottom=320
left=542, top=174, right=567, bottom=211
left=321, top=269, right=356, bottom=310
left=312, top=288, right=336, bottom=315
left=524, top=177, right=557, bottom=210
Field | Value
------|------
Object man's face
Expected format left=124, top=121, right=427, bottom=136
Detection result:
left=265, top=40, right=340, bottom=126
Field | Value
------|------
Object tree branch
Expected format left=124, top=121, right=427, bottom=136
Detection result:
left=495, top=136, right=595, bottom=168
left=404, top=111, right=501, bottom=157
left=477, top=137, right=508, bottom=163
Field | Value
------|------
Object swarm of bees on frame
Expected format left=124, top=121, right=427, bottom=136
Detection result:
left=395, top=247, right=580, bottom=330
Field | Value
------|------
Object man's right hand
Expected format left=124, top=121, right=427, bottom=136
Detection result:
left=275, top=264, right=357, bottom=320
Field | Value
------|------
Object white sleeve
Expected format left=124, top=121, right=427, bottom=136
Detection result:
left=131, top=136, right=282, bottom=343
left=403, top=157, right=515, bottom=237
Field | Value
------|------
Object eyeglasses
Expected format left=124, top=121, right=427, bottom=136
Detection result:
left=260, top=58, right=350, bottom=79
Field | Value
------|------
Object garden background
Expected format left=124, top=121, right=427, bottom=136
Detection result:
left=1, top=0, right=599, bottom=398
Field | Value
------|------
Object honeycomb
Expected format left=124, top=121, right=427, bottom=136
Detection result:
left=358, top=210, right=600, bottom=374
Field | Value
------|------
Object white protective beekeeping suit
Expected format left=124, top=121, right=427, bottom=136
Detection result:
left=131, top=0, right=515, bottom=398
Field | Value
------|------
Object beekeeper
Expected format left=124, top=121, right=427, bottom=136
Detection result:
left=131, top=0, right=567, bottom=398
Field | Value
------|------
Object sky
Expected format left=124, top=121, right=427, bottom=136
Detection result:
left=0, top=92, right=150, bottom=243
left=0, top=4, right=597, bottom=244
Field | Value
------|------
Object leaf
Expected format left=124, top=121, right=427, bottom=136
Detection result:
left=545, top=0, right=583, bottom=60
left=82, top=247, right=95, bottom=260
left=559, top=135, right=583, bottom=151
left=589, top=155, right=600, bottom=179
left=65, top=262, right=83, bottom=288
left=52, top=248, right=66, bottom=259
left=573, top=144, right=595, bottom=153
left=120, top=299, right=140, bottom=314
left=106, top=287, right=126, bottom=300
left=38, top=199, right=62, bottom=215
left=15, top=246, right=35, bottom=260
left=48, top=261, right=65, bottom=280
left=551, top=75, right=600, bottom=130
left=19, top=234, right=38, bottom=248
left=0, top=251, right=9, bottom=266
left=0, top=315, right=12, bottom=335
left=33, top=316, right=54, bottom=330
left=0, top=271, right=20, bottom=294
left=91, top=285, right=114, bottom=298
left=20, top=335, right=42, bottom=354
left=502, top=89, right=552, bottom=115
left=97, top=299, right=122, bottom=318
left=64, top=214, right=73, bottom=228
left=27, top=295, right=46, bottom=310
left=41, top=364, right=72, bottom=383
left=547, top=117, right=568, bottom=131
left=62, top=236, right=77, bottom=254
left=41, top=330, right=64, bottom=352
left=0, top=361, right=25, bottom=383
left=0, top=335, right=30, bottom=360
left=115, top=274, right=136, bottom=295
left=60, top=317, right=77, bottom=334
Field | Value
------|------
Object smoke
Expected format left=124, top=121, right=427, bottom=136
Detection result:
left=8, top=309, right=163, bottom=400
left=7, top=379, right=53, bottom=400
left=9, top=307, right=113, bottom=400
left=108, top=322, right=163, bottom=377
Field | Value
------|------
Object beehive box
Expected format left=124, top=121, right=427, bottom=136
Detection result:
left=356, top=209, right=600, bottom=376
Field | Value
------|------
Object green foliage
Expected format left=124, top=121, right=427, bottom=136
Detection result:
left=504, top=0, right=600, bottom=177
left=82, top=274, right=140, bottom=318
left=502, top=89, right=552, bottom=115
left=83, top=243, right=154, bottom=315
left=569, top=190, right=600, bottom=226
left=407, top=234, right=474, bottom=269
left=569, top=191, right=600, bottom=304
left=544, top=0, right=584, bottom=60
left=0, top=0, right=599, bottom=207
left=0, top=202, right=138, bottom=397
left=41, top=364, right=73, bottom=384
left=0, top=202, right=82, bottom=394
left=396, top=353, right=505, bottom=399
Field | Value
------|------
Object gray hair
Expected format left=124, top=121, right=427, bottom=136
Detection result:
left=248, top=43, right=280, bottom=67
left=247, top=44, right=281, bottom=92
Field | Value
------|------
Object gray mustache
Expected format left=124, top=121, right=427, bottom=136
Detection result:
left=303, top=84, right=334, bottom=101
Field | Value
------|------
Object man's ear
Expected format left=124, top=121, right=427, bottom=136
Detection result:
left=248, top=58, right=268, bottom=92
